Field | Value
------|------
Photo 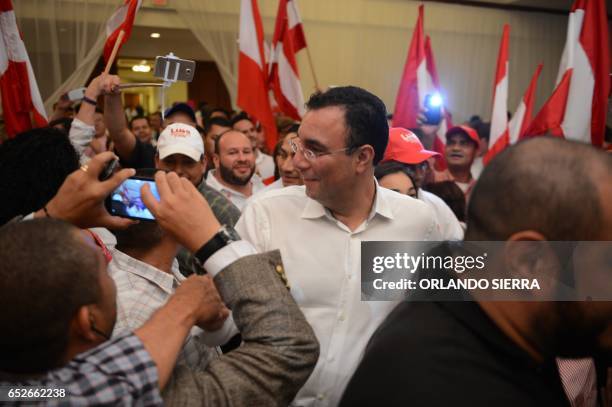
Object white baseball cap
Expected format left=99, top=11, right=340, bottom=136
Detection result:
left=157, top=123, right=204, bottom=162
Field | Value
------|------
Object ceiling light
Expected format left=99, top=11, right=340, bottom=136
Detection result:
left=150, top=32, right=161, bottom=39
left=132, top=64, right=151, bottom=73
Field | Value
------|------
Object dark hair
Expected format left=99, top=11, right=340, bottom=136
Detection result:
left=422, top=181, right=466, bottom=222
left=48, top=118, right=73, bottom=134
left=129, top=115, right=149, bottom=130
left=305, top=86, right=389, bottom=165
left=285, top=123, right=300, bottom=135
left=230, top=112, right=253, bottom=128
left=204, top=117, right=232, bottom=136
left=466, top=137, right=611, bottom=241
left=474, top=121, right=491, bottom=142
left=0, top=219, right=100, bottom=373
left=0, top=128, right=80, bottom=225
left=374, top=161, right=418, bottom=194
left=207, top=107, right=230, bottom=120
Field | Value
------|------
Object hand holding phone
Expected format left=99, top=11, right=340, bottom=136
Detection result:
left=423, top=93, right=443, bottom=126
left=105, top=177, right=160, bottom=222
left=141, top=172, right=221, bottom=253
left=42, top=152, right=136, bottom=230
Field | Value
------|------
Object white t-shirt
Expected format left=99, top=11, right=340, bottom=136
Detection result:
left=418, top=189, right=464, bottom=241
left=236, top=182, right=441, bottom=407
left=255, top=151, right=275, bottom=180
left=206, top=170, right=265, bottom=211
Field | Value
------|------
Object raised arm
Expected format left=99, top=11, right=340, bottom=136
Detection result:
left=104, top=90, right=137, bottom=163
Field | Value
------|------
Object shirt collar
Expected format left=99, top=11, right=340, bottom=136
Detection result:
left=206, top=169, right=263, bottom=197
left=301, top=178, right=395, bottom=221
left=111, top=249, right=183, bottom=295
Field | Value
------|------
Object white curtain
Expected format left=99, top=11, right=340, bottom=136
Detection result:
left=14, top=0, right=116, bottom=115
left=173, top=0, right=567, bottom=124
left=174, top=0, right=242, bottom=105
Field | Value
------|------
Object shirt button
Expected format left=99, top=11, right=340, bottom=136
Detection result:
left=328, top=355, right=334, bottom=362
left=275, top=265, right=283, bottom=273
left=347, top=274, right=353, bottom=280
left=317, top=394, right=325, bottom=401
left=338, top=312, right=345, bottom=322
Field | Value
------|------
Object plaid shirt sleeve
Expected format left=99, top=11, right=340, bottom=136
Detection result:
left=49, top=333, right=162, bottom=406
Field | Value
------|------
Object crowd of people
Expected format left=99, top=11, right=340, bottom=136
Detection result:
left=0, top=71, right=610, bottom=406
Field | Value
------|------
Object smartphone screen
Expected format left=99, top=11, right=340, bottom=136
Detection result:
left=105, top=177, right=160, bottom=221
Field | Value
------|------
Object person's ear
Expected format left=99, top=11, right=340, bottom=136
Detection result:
left=504, top=230, right=558, bottom=298
left=213, top=154, right=220, bottom=169
left=354, top=145, right=374, bottom=173
left=154, top=154, right=161, bottom=168
left=73, top=306, right=98, bottom=343
left=201, top=156, right=207, bottom=174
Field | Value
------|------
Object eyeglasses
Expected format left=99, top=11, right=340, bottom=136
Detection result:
left=289, top=138, right=352, bottom=162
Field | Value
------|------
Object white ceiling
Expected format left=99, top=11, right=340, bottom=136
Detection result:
left=448, top=0, right=612, bottom=12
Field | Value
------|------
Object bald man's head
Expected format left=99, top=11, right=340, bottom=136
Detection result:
left=465, top=137, right=612, bottom=241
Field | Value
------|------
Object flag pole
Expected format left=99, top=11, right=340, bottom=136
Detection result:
left=104, top=30, right=125, bottom=75
left=304, top=46, right=320, bottom=92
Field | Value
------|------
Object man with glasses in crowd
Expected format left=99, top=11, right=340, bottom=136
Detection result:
left=236, top=86, right=440, bottom=406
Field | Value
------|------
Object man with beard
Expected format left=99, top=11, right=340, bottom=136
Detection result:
left=207, top=130, right=264, bottom=210
left=340, top=137, right=612, bottom=407
left=231, top=113, right=275, bottom=179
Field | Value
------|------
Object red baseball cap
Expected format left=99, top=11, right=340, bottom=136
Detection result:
left=446, top=125, right=480, bottom=145
left=382, top=128, right=440, bottom=164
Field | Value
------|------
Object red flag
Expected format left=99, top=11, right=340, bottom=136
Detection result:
left=424, top=35, right=451, bottom=170
left=526, top=0, right=609, bottom=146
left=510, top=63, right=543, bottom=143
left=525, top=70, right=572, bottom=137
left=484, top=24, right=510, bottom=165
left=0, top=0, right=47, bottom=138
left=392, top=5, right=425, bottom=130
left=238, top=0, right=278, bottom=152
left=270, top=0, right=306, bottom=121
left=103, top=0, right=142, bottom=63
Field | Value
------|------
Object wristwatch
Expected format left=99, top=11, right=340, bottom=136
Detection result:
left=193, top=225, right=238, bottom=270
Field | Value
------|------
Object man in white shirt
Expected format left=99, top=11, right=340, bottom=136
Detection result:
left=379, top=128, right=464, bottom=240
left=207, top=130, right=265, bottom=210
left=236, top=86, right=441, bottom=406
left=231, top=112, right=275, bottom=179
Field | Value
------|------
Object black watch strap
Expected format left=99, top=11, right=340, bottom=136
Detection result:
left=194, top=225, right=236, bottom=267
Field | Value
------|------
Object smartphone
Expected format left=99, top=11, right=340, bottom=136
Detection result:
left=99, top=158, right=120, bottom=182
left=105, top=177, right=160, bottom=221
left=153, top=55, right=195, bottom=83
left=67, top=87, right=87, bottom=102
left=423, top=93, right=442, bottom=125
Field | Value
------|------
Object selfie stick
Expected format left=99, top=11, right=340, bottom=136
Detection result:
left=159, top=52, right=181, bottom=121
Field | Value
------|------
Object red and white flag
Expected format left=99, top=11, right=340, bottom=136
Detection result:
left=484, top=24, right=510, bottom=165
left=104, top=0, right=142, bottom=63
left=525, top=0, right=609, bottom=146
left=424, top=35, right=451, bottom=169
left=393, top=6, right=450, bottom=169
left=509, top=63, right=543, bottom=144
left=269, top=0, right=307, bottom=121
left=392, top=5, right=426, bottom=130
left=238, top=0, right=278, bottom=152
left=0, top=0, right=47, bottom=138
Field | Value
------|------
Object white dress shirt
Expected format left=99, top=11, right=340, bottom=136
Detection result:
left=236, top=181, right=441, bottom=407
left=418, top=189, right=464, bottom=241
left=255, top=151, right=275, bottom=179
left=206, top=170, right=265, bottom=211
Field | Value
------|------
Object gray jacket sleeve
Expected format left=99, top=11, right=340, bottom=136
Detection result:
left=162, top=250, right=319, bottom=407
